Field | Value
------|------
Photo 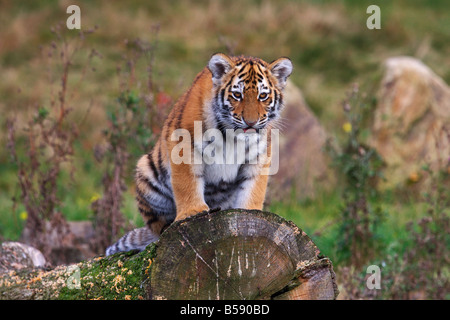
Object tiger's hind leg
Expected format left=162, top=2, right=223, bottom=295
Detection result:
left=136, top=191, right=174, bottom=236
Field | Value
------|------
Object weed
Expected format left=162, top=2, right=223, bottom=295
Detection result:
left=5, top=23, right=98, bottom=265
left=326, top=83, right=385, bottom=268
left=380, top=131, right=450, bottom=299
left=334, top=113, right=449, bottom=300
left=91, top=29, right=167, bottom=253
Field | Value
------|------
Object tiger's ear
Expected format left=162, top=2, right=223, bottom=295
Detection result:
left=208, top=53, right=234, bottom=80
left=269, top=57, right=293, bottom=88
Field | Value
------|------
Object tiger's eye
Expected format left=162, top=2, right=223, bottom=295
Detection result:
left=232, top=92, right=242, bottom=99
left=259, top=93, right=268, bottom=100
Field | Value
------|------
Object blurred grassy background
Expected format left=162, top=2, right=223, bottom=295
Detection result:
left=0, top=0, right=449, bottom=270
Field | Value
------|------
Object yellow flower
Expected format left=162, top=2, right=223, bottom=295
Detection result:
left=90, top=193, right=100, bottom=203
left=19, top=211, right=28, bottom=221
left=342, top=122, right=352, bottom=133
left=408, top=172, right=419, bottom=183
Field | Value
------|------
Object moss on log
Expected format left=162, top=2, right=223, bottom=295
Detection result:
left=0, top=244, right=156, bottom=300
left=0, top=209, right=338, bottom=300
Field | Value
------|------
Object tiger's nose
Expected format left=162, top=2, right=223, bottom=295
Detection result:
left=244, top=120, right=257, bottom=127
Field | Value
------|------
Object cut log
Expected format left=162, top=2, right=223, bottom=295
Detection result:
left=149, top=209, right=338, bottom=300
left=0, top=209, right=338, bottom=300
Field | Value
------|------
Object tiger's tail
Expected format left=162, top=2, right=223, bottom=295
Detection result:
left=105, top=227, right=159, bottom=256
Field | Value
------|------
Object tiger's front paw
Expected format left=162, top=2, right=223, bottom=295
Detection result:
left=175, top=204, right=210, bottom=222
left=200, top=207, right=221, bottom=215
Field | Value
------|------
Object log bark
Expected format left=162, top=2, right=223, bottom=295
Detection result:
left=0, top=209, right=338, bottom=300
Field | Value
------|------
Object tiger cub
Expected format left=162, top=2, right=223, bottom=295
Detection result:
left=106, top=53, right=293, bottom=255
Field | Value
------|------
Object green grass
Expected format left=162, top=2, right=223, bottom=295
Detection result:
left=270, top=189, right=431, bottom=266
left=270, top=191, right=342, bottom=259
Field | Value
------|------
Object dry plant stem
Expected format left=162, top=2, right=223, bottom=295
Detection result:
left=5, top=24, right=100, bottom=265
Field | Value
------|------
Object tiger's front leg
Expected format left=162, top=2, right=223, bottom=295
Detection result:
left=233, top=170, right=270, bottom=210
left=234, top=149, right=272, bottom=210
left=171, top=162, right=209, bottom=221
left=169, top=138, right=209, bottom=221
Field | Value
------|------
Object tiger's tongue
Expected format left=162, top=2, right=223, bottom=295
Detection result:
left=243, top=128, right=256, bottom=133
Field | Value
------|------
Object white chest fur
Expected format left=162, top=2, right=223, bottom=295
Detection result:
left=195, top=130, right=267, bottom=182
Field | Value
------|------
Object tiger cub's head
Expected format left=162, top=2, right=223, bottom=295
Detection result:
left=208, top=53, right=293, bottom=132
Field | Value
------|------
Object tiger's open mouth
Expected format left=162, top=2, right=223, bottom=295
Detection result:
left=243, top=127, right=259, bottom=133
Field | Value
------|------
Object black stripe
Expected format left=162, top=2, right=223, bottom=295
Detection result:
left=225, top=75, right=235, bottom=87
left=136, top=188, right=175, bottom=215
left=157, top=146, right=169, bottom=183
left=237, top=66, right=249, bottom=78
left=271, top=91, right=278, bottom=112
left=219, top=89, right=227, bottom=109
left=148, top=154, right=159, bottom=181
left=139, top=176, right=173, bottom=203
left=145, top=215, right=158, bottom=225
left=205, top=194, right=229, bottom=206
left=175, top=93, right=190, bottom=129
left=254, top=63, right=264, bottom=76
left=136, top=195, right=152, bottom=212
left=203, top=176, right=249, bottom=196
left=165, top=116, right=175, bottom=140
left=175, top=111, right=183, bottom=129
left=266, top=74, right=273, bottom=87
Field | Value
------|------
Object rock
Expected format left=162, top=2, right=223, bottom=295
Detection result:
left=268, top=80, right=335, bottom=201
left=20, top=221, right=97, bottom=266
left=66, top=221, right=97, bottom=260
left=369, top=56, right=450, bottom=189
left=0, top=242, right=46, bottom=273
